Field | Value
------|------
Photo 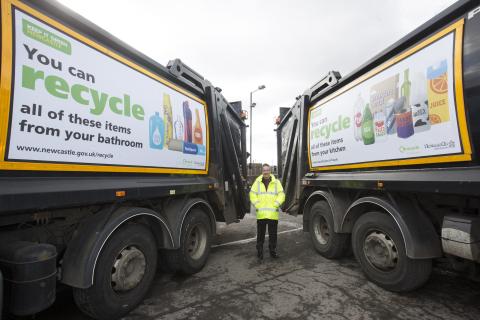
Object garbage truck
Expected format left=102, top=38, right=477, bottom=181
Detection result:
left=277, top=0, right=480, bottom=292
left=0, top=0, right=249, bottom=318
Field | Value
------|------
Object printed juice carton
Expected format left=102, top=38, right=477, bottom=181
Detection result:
left=427, top=60, right=449, bottom=124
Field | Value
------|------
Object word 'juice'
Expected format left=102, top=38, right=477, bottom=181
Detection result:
left=427, top=60, right=450, bottom=124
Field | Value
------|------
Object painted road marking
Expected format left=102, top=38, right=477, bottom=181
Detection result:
left=212, top=227, right=303, bottom=248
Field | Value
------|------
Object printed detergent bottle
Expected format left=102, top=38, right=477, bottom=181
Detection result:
left=193, top=109, right=203, bottom=145
left=149, top=112, right=164, bottom=150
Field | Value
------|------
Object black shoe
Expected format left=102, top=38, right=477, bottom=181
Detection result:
left=257, top=250, right=263, bottom=260
left=270, top=251, right=279, bottom=259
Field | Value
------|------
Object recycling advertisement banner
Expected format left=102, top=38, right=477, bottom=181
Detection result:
left=309, top=30, right=467, bottom=170
left=5, top=9, right=208, bottom=172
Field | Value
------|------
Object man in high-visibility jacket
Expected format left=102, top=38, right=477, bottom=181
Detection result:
left=249, top=163, right=285, bottom=260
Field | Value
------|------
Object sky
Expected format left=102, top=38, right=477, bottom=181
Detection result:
left=57, top=0, right=457, bottom=166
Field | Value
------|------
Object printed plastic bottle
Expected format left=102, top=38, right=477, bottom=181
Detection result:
left=149, top=112, right=164, bottom=150
left=353, top=94, right=364, bottom=142
left=183, top=101, right=193, bottom=143
left=361, top=103, right=375, bottom=145
left=163, top=93, right=173, bottom=146
left=193, top=109, right=203, bottom=145
left=174, top=115, right=184, bottom=140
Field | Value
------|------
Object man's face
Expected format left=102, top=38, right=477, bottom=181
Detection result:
left=262, top=166, right=271, bottom=179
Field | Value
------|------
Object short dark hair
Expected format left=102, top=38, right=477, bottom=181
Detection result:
left=262, top=163, right=270, bottom=168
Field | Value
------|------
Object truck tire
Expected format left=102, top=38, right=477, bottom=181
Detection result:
left=308, top=201, right=350, bottom=259
left=165, top=208, right=212, bottom=274
left=352, top=212, right=432, bottom=292
left=73, top=223, right=157, bottom=320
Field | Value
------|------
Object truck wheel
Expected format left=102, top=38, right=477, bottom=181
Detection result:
left=165, top=208, right=211, bottom=274
left=308, top=201, right=349, bottom=259
left=73, top=223, right=157, bottom=320
left=352, top=212, right=432, bottom=292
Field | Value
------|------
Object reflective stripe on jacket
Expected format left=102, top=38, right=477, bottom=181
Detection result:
left=249, top=174, right=285, bottom=220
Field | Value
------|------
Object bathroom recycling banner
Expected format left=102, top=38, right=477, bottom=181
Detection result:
left=308, top=25, right=469, bottom=170
left=3, top=7, right=208, bottom=173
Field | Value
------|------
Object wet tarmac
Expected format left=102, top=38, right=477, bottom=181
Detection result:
left=38, top=213, right=480, bottom=320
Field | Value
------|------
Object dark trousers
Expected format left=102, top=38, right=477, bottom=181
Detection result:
left=256, top=219, right=278, bottom=253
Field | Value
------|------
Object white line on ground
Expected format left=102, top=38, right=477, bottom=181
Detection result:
left=212, top=227, right=303, bottom=248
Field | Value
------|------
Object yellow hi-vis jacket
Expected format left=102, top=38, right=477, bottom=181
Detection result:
left=249, top=174, right=285, bottom=220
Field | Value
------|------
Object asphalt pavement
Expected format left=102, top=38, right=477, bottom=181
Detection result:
left=38, top=212, right=480, bottom=320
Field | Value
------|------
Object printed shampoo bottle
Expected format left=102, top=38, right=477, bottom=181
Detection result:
left=149, top=112, right=164, bottom=150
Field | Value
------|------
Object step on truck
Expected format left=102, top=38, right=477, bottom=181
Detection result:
left=0, top=0, right=250, bottom=318
left=277, top=0, right=480, bottom=292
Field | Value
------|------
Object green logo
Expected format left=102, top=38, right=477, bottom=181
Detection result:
left=399, top=145, right=420, bottom=153
left=22, top=19, right=71, bottom=55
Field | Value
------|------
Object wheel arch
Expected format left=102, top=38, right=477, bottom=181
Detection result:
left=178, top=198, right=217, bottom=245
left=303, top=191, right=333, bottom=231
left=162, top=197, right=216, bottom=248
left=340, top=195, right=442, bottom=259
left=61, top=206, right=174, bottom=289
left=303, top=189, right=346, bottom=233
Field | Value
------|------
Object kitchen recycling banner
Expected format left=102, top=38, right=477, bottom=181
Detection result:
left=4, top=8, right=208, bottom=173
left=308, top=27, right=468, bottom=170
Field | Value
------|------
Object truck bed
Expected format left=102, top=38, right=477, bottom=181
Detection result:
left=0, top=175, right=216, bottom=214
left=303, top=166, right=480, bottom=196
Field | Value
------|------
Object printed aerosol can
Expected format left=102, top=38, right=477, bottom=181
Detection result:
left=183, top=101, right=193, bottom=143
left=385, top=98, right=397, bottom=135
